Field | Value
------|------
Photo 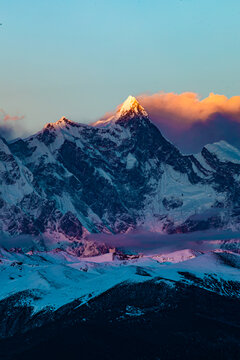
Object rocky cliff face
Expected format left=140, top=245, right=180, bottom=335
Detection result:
left=1, top=96, right=240, bottom=245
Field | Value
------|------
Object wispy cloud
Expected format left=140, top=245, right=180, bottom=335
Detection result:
left=88, top=229, right=240, bottom=255
left=0, top=109, right=24, bottom=139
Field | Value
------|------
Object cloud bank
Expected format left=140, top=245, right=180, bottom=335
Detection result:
left=137, top=92, right=240, bottom=153
left=88, top=229, right=240, bottom=255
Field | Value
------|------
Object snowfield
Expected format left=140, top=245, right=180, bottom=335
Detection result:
left=0, top=245, right=240, bottom=313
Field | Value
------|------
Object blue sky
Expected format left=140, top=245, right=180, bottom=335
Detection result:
left=1, top=0, right=240, bottom=135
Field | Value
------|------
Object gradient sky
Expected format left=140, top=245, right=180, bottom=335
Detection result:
left=1, top=0, right=240, bottom=136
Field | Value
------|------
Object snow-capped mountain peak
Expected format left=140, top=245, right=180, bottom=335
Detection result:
left=93, top=95, right=149, bottom=127
left=116, top=95, right=148, bottom=120
left=56, top=116, right=69, bottom=124
left=42, top=116, right=79, bottom=132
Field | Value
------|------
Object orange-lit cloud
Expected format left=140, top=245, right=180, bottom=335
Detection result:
left=138, top=92, right=240, bottom=127
left=136, top=92, right=240, bottom=153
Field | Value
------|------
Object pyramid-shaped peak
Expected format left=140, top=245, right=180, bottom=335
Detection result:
left=117, top=95, right=148, bottom=119
left=120, top=96, right=140, bottom=112
left=93, top=95, right=149, bottom=127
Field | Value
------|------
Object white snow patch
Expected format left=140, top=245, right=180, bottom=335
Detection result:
left=126, top=153, right=138, bottom=170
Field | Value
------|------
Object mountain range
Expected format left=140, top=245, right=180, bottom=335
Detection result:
left=1, top=96, right=240, bottom=358
left=1, top=95, right=240, bottom=253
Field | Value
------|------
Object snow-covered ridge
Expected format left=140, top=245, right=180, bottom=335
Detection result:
left=43, top=116, right=80, bottom=130
left=204, top=140, right=240, bottom=164
left=0, top=246, right=239, bottom=313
